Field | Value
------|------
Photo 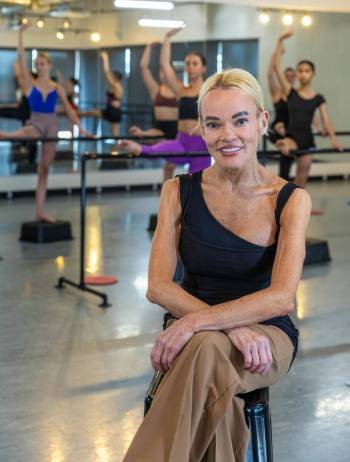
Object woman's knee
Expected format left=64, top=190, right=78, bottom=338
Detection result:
left=188, top=331, right=232, bottom=357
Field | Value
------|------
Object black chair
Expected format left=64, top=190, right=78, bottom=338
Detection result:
left=144, top=372, right=272, bottom=462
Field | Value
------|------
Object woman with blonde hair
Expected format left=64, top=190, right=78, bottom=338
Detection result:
left=0, top=23, right=90, bottom=223
left=123, top=68, right=310, bottom=461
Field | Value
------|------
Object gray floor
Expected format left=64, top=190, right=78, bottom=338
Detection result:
left=1, top=180, right=350, bottom=462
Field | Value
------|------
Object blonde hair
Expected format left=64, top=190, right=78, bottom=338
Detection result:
left=198, top=68, right=264, bottom=121
left=37, top=52, right=52, bottom=65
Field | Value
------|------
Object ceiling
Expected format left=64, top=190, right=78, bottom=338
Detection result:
left=2, top=0, right=350, bottom=18
left=176, top=0, right=350, bottom=13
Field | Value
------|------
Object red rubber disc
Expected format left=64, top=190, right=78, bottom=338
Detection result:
left=85, top=275, right=118, bottom=286
left=311, top=209, right=324, bottom=216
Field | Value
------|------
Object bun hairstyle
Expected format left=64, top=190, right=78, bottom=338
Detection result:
left=186, top=52, right=206, bottom=67
left=70, top=77, right=80, bottom=86
left=113, top=70, right=123, bottom=81
left=37, top=52, right=52, bottom=65
left=297, top=60, right=315, bottom=72
left=198, top=68, right=264, bottom=122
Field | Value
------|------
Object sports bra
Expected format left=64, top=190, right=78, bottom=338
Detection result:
left=106, top=91, right=121, bottom=103
left=27, top=86, right=57, bottom=113
left=153, top=90, right=177, bottom=108
left=179, top=96, right=198, bottom=120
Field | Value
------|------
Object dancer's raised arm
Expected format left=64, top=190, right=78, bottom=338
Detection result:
left=160, top=28, right=183, bottom=97
left=17, top=23, right=34, bottom=93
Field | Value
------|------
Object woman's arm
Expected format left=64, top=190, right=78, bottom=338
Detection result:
left=129, top=125, right=164, bottom=138
left=160, top=29, right=183, bottom=97
left=149, top=186, right=310, bottom=374
left=140, top=43, right=159, bottom=100
left=318, top=103, right=343, bottom=150
left=100, top=51, right=119, bottom=90
left=267, top=50, right=281, bottom=103
left=188, top=188, right=311, bottom=333
left=55, top=69, right=69, bottom=93
left=273, top=31, right=293, bottom=97
left=17, top=24, right=33, bottom=93
left=56, top=84, right=91, bottom=136
left=147, top=178, right=209, bottom=315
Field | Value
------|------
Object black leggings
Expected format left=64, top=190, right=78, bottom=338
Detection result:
left=0, top=97, right=31, bottom=122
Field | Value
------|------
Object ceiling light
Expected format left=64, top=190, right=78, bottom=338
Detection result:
left=259, top=12, right=270, bottom=24
left=115, top=0, right=174, bottom=10
left=56, top=31, right=64, bottom=40
left=63, top=19, right=71, bottom=29
left=90, top=32, right=101, bottom=42
left=36, top=18, right=44, bottom=28
left=138, top=19, right=185, bottom=28
left=301, top=15, right=312, bottom=27
left=50, top=9, right=90, bottom=19
left=21, top=17, right=28, bottom=25
left=282, top=14, right=294, bottom=25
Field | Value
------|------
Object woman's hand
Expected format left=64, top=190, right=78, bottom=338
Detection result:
left=331, top=139, right=344, bottom=151
left=278, top=29, right=293, bottom=42
left=20, top=22, right=31, bottom=32
left=226, top=326, right=273, bottom=375
left=165, top=26, right=185, bottom=38
left=150, top=316, right=195, bottom=373
left=129, top=125, right=145, bottom=138
left=117, top=139, right=142, bottom=155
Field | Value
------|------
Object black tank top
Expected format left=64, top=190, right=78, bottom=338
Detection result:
left=178, top=96, right=198, bottom=120
left=272, top=98, right=289, bottom=128
left=165, top=171, right=300, bottom=356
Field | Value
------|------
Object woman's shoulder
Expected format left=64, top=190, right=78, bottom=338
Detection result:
left=180, top=86, right=199, bottom=98
left=158, top=178, right=182, bottom=221
left=161, top=177, right=180, bottom=197
left=261, top=172, right=309, bottom=205
left=275, top=181, right=311, bottom=221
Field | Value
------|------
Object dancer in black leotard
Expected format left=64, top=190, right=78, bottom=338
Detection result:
left=129, top=41, right=179, bottom=181
left=274, top=30, right=342, bottom=187
left=100, top=52, right=123, bottom=137
left=267, top=42, right=295, bottom=180
left=267, top=47, right=295, bottom=145
left=0, top=62, right=33, bottom=123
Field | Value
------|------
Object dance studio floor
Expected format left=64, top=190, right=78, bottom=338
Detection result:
left=0, top=180, right=349, bottom=462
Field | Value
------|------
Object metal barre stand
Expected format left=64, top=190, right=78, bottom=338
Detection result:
left=55, top=151, right=210, bottom=308
left=55, top=146, right=350, bottom=308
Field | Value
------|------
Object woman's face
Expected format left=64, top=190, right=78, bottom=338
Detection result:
left=296, top=63, right=314, bottom=85
left=184, top=54, right=206, bottom=80
left=36, top=57, right=51, bottom=77
left=200, top=87, right=268, bottom=171
left=284, top=68, right=296, bottom=84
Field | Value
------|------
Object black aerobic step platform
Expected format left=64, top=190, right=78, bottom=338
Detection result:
left=147, top=213, right=158, bottom=232
left=304, top=238, right=331, bottom=265
left=20, top=220, right=73, bottom=243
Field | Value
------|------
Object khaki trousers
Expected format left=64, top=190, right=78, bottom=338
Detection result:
left=123, top=323, right=294, bottom=462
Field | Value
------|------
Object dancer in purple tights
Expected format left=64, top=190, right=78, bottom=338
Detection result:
left=119, top=28, right=210, bottom=176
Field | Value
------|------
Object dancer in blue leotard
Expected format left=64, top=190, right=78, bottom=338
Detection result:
left=0, top=23, right=90, bottom=223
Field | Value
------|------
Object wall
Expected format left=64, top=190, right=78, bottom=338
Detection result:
left=87, top=5, right=350, bottom=129
left=0, top=5, right=349, bottom=129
